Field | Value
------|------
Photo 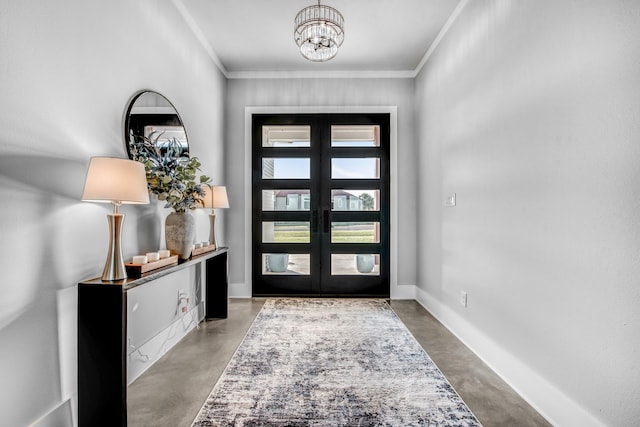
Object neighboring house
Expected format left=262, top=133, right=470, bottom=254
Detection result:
left=332, top=190, right=362, bottom=211
left=274, top=190, right=311, bottom=210
left=274, top=190, right=361, bottom=211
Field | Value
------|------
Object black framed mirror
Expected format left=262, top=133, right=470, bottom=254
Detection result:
left=123, top=90, right=189, bottom=159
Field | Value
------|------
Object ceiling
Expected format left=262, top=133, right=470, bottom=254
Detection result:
left=176, top=0, right=464, bottom=78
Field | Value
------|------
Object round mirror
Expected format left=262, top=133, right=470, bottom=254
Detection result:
left=123, top=91, right=189, bottom=159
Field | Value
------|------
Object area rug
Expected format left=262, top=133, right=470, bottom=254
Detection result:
left=191, top=298, right=481, bottom=426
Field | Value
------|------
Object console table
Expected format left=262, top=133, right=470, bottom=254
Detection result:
left=77, top=248, right=228, bottom=427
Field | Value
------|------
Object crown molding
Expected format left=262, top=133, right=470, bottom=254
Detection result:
left=414, top=0, right=469, bottom=76
left=227, top=69, right=415, bottom=80
left=171, top=0, right=229, bottom=78
left=174, top=0, right=469, bottom=81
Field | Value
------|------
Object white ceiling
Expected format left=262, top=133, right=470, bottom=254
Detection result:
left=176, top=0, right=464, bottom=78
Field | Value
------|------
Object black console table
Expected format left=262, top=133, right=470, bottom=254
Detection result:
left=77, top=248, right=228, bottom=427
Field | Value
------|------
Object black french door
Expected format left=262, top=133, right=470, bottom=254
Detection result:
left=252, top=113, right=390, bottom=297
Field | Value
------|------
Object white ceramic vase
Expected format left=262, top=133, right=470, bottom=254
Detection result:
left=356, top=254, right=375, bottom=273
left=266, top=253, right=289, bottom=272
left=165, top=211, right=195, bottom=260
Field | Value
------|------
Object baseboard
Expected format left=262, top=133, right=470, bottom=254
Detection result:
left=30, top=397, right=75, bottom=427
left=390, top=283, right=416, bottom=299
left=230, top=282, right=416, bottom=300
left=127, top=303, right=202, bottom=384
left=229, top=282, right=252, bottom=298
left=414, top=287, right=605, bottom=427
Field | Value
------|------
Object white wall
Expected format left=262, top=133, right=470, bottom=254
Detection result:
left=225, top=78, right=417, bottom=297
left=0, top=1, right=225, bottom=425
left=415, top=1, right=640, bottom=426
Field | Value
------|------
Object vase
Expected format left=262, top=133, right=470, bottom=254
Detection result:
left=165, top=211, right=195, bottom=260
left=266, top=253, right=289, bottom=273
left=356, top=254, right=374, bottom=273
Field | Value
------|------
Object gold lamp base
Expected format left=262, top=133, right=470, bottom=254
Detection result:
left=209, top=213, right=218, bottom=250
left=102, top=213, right=127, bottom=281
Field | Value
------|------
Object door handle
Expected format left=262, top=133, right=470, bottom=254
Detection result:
left=312, top=211, right=318, bottom=232
left=323, top=210, right=329, bottom=233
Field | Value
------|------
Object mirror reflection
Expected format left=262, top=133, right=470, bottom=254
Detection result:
left=124, top=91, right=189, bottom=159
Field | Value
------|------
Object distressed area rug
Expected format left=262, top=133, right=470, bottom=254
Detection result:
left=192, top=298, right=481, bottom=426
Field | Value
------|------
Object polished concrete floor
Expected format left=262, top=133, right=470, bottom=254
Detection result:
left=128, top=299, right=551, bottom=426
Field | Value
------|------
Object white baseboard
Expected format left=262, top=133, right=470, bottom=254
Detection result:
left=391, top=283, right=416, bottom=300
left=414, top=287, right=605, bottom=427
left=30, top=397, right=75, bottom=427
left=229, top=282, right=415, bottom=300
left=127, top=303, right=202, bottom=384
left=229, top=282, right=252, bottom=298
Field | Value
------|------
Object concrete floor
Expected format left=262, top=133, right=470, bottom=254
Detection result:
left=128, top=298, right=551, bottom=426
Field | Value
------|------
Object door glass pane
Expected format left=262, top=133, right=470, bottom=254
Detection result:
left=331, top=158, right=379, bottom=179
left=331, top=254, right=380, bottom=276
left=262, top=253, right=310, bottom=275
left=262, top=222, right=310, bottom=243
left=331, top=125, right=380, bottom=147
left=331, top=189, right=379, bottom=211
left=262, top=158, right=310, bottom=179
left=263, top=125, right=310, bottom=147
left=331, top=222, right=380, bottom=243
left=262, top=190, right=310, bottom=211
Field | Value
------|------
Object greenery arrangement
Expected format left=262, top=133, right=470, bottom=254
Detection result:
left=129, top=131, right=210, bottom=213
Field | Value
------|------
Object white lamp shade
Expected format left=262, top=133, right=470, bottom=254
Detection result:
left=202, top=185, right=229, bottom=209
left=81, top=157, right=150, bottom=204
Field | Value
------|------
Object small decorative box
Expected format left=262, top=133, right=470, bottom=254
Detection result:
left=125, top=255, right=179, bottom=278
left=191, top=244, right=217, bottom=257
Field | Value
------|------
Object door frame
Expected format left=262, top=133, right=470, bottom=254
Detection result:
left=251, top=113, right=390, bottom=297
left=244, top=106, right=400, bottom=297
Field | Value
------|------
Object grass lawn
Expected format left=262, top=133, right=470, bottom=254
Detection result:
left=273, top=228, right=375, bottom=243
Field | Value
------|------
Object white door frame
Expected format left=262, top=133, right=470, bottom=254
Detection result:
left=244, top=106, right=401, bottom=298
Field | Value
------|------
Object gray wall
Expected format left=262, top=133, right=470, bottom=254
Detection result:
left=0, top=1, right=226, bottom=425
left=225, top=78, right=417, bottom=297
left=415, top=1, right=640, bottom=425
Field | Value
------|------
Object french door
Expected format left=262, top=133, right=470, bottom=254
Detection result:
left=252, top=113, right=390, bottom=297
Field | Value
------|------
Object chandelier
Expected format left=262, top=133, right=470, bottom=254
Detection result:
left=294, top=0, right=344, bottom=62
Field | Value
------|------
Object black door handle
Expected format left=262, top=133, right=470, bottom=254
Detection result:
left=323, top=210, right=329, bottom=233
left=312, top=211, right=318, bottom=232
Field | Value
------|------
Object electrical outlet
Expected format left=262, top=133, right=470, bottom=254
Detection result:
left=460, top=291, right=468, bottom=308
left=445, top=193, right=456, bottom=207
left=178, top=290, right=189, bottom=314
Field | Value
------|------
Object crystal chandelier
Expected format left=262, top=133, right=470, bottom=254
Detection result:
left=294, top=0, right=344, bottom=62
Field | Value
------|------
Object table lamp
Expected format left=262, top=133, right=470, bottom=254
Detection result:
left=81, top=157, right=150, bottom=281
left=202, top=184, right=229, bottom=249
